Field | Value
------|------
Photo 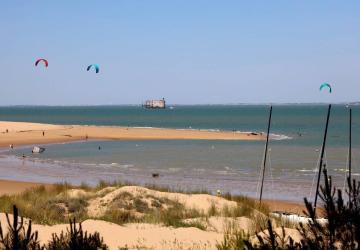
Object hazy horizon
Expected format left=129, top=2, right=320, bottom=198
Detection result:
left=1, top=1, right=359, bottom=105
left=0, top=102, right=358, bottom=107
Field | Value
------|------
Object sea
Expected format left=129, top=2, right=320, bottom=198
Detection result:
left=0, top=104, right=359, bottom=202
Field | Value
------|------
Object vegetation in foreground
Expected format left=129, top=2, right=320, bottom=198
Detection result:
left=0, top=205, right=108, bottom=250
left=0, top=180, right=269, bottom=232
left=3, top=170, right=359, bottom=249
left=216, top=168, right=360, bottom=249
left=0, top=179, right=272, bottom=250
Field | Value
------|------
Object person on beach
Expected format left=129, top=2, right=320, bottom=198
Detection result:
left=9, top=144, right=13, bottom=149
left=42, top=131, right=45, bottom=136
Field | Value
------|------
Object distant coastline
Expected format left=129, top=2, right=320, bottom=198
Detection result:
left=0, top=102, right=359, bottom=107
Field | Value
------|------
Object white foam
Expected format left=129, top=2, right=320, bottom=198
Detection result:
left=334, top=168, right=348, bottom=172
left=270, top=133, right=293, bottom=140
left=298, top=169, right=317, bottom=173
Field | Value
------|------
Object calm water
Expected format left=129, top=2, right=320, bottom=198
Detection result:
left=0, top=105, right=359, bottom=201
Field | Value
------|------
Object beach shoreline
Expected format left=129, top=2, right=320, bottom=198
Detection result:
left=0, top=120, right=311, bottom=214
left=0, top=121, right=265, bottom=148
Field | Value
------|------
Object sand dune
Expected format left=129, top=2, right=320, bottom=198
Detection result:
left=0, top=214, right=223, bottom=250
left=86, top=186, right=238, bottom=217
left=0, top=180, right=309, bottom=249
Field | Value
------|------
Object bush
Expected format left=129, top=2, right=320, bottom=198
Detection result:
left=46, top=218, right=108, bottom=250
left=216, top=229, right=249, bottom=250
left=0, top=205, right=43, bottom=249
left=243, top=168, right=360, bottom=249
left=0, top=205, right=108, bottom=250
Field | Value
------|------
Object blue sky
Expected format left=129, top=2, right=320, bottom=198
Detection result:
left=1, top=1, right=359, bottom=105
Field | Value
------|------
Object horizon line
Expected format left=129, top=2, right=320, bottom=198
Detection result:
left=0, top=102, right=359, bottom=107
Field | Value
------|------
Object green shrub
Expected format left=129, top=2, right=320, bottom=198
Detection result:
left=244, top=168, right=360, bottom=249
left=0, top=205, right=43, bottom=250
left=46, top=218, right=108, bottom=250
left=99, top=209, right=134, bottom=225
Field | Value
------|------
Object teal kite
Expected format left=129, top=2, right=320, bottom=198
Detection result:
left=319, top=83, right=332, bottom=93
left=87, top=64, right=99, bottom=73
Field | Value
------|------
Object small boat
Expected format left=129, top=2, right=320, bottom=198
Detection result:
left=32, top=146, right=45, bottom=154
left=152, top=173, right=160, bottom=178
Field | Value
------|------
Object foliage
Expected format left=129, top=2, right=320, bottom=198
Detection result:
left=216, top=229, right=249, bottom=250
left=243, top=168, right=360, bottom=249
left=0, top=205, right=108, bottom=250
left=0, top=185, right=89, bottom=225
left=244, top=220, right=300, bottom=250
left=0, top=205, right=43, bottom=250
left=297, top=169, right=360, bottom=249
left=46, top=218, right=108, bottom=250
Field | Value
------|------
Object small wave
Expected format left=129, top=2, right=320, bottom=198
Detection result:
left=82, top=163, right=98, bottom=166
left=334, top=168, right=349, bottom=172
left=214, top=170, right=229, bottom=175
left=119, top=164, right=134, bottom=169
left=199, top=129, right=220, bottom=132
left=298, top=169, right=317, bottom=173
left=193, top=168, right=206, bottom=172
left=168, top=168, right=181, bottom=172
left=270, top=133, right=293, bottom=140
left=176, top=128, right=221, bottom=132
left=132, top=126, right=158, bottom=129
left=107, top=163, right=134, bottom=169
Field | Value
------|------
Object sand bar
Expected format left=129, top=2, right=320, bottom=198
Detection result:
left=0, top=121, right=265, bottom=148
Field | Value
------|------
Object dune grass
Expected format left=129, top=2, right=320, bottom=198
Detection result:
left=0, top=180, right=270, bottom=232
left=0, top=184, right=90, bottom=224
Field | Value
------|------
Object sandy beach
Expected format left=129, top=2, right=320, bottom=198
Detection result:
left=0, top=121, right=265, bottom=148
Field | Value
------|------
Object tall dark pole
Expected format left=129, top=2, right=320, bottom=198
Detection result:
left=348, top=108, right=352, bottom=181
left=259, top=105, right=272, bottom=203
left=314, top=104, right=332, bottom=210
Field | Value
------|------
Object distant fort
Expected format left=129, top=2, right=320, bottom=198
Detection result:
left=143, top=98, right=166, bottom=109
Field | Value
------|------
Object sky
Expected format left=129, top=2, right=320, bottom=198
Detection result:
left=1, top=1, right=359, bottom=105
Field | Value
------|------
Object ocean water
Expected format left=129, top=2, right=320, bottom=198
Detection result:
left=0, top=105, right=359, bottom=202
